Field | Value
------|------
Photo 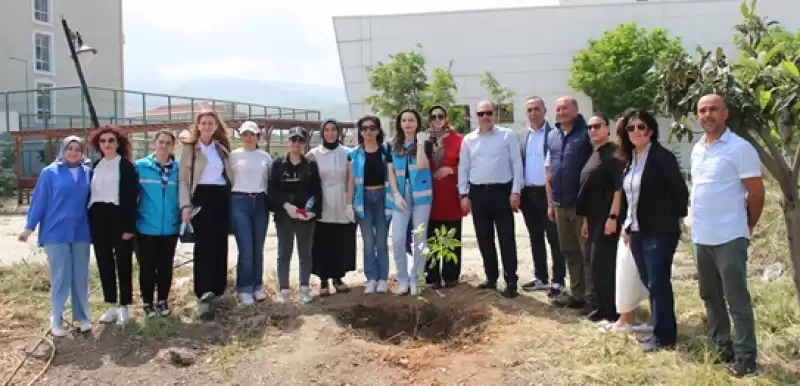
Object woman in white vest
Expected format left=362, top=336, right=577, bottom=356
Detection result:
left=387, top=108, right=432, bottom=296
left=307, top=119, right=357, bottom=295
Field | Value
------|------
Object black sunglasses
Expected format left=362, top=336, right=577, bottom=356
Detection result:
left=360, top=125, right=377, bottom=132
left=430, top=114, right=446, bottom=121
left=626, top=123, right=647, bottom=132
left=476, top=111, right=493, bottom=117
left=587, top=123, right=605, bottom=130
left=99, top=137, right=117, bottom=144
left=289, top=136, right=306, bottom=143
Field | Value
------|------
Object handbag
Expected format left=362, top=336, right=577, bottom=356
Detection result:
left=179, top=148, right=197, bottom=243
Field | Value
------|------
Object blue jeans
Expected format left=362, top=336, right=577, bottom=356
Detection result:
left=358, top=189, right=390, bottom=281
left=230, top=193, right=269, bottom=293
left=629, top=231, right=679, bottom=347
left=43, top=243, right=91, bottom=325
left=391, top=185, right=431, bottom=286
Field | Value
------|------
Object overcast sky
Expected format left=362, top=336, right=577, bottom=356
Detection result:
left=123, top=0, right=556, bottom=87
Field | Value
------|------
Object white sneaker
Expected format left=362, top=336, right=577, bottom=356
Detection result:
left=239, top=292, right=255, bottom=306
left=299, top=286, right=312, bottom=304
left=50, top=318, right=66, bottom=337
left=116, top=307, right=131, bottom=325
left=396, top=281, right=409, bottom=295
left=253, top=289, right=268, bottom=302
left=99, top=307, right=118, bottom=324
left=409, top=282, right=419, bottom=296
left=79, top=321, right=92, bottom=333
left=364, top=280, right=377, bottom=294
left=277, top=289, right=291, bottom=303
left=376, top=280, right=388, bottom=293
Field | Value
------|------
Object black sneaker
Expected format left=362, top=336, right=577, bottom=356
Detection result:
left=443, top=280, right=459, bottom=288
left=714, top=346, right=735, bottom=364
left=521, top=280, right=549, bottom=292
left=728, top=360, right=758, bottom=377
left=502, top=287, right=519, bottom=298
left=333, top=278, right=350, bottom=294
left=142, top=303, right=156, bottom=318
left=547, top=283, right=565, bottom=298
left=587, top=309, right=605, bottom=322
left=552, top=296, right=585, bottom=309
left=156, top=300, right=171, bottom=317
left=477, top=281, right=497, bottom=290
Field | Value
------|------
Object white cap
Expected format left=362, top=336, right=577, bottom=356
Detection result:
left=239, top=121, right=260, bottom=134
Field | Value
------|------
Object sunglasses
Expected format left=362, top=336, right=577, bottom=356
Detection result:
left=360, top=125, right=377, bottom=132
left=289, top=136, right=306, bottom=143
left=99, top=137, right=117, bottom=144
left=430, top=114, right=446, bottom=121
left=587, top=123, right=605, bottom=130
left=626, top=123, right=647, bottom=132
left=476, top=111, right=493, bottom=117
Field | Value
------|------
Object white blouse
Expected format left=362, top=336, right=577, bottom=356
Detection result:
left=622, top=143, right=652, bottom=232
left=89, top=155, right=121, bottom=207
left=230, top=148, right=272, bottom=193
left=307, top=144, right=351, bottom=224
left=197, top=141, right=227, bottom=185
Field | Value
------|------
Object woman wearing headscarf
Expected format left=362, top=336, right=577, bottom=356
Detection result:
left=19, top=136, right=93, bottom=337
left=308, top=119, right=356, bottom=295
left=87, top=126, right=139, bottom=326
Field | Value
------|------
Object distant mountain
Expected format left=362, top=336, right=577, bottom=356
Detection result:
left=124, top=77, right=351, bottom=121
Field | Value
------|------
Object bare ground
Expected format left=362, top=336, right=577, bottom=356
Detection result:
left=1, top=194, right=799, bottom=386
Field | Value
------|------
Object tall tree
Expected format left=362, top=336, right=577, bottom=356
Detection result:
left=479, top=72, right=515, bottom=123
left=653, top=0, right=800, bottom=304
left=364, top=47, right=465, bottom=132
left=569, top=22, right=685, bottom=118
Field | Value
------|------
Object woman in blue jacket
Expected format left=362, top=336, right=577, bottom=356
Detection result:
left=19, top=136, right=93, bottom=337
left=135, top=130, right=181, bottom=317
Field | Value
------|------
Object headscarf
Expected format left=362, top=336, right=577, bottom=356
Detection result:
left=57, top=135, right=85, bottom=168
left=320, top=119, right=341, bottom=150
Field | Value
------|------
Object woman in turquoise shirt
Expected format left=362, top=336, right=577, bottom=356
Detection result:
left=19, top=136, right=93, bottom=337
left=135, top=130, right=181, bottom=318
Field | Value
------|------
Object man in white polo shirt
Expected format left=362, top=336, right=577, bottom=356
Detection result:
left=691, top=93, right=765, bottom=377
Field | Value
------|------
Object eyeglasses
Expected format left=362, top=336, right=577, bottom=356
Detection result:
left=476, top=111, right=493, bottom=117
left=99, top=138, right=116, bottom=144
left=587, top=123, right=604, bottom=130
left=430, top=114, right=446, bottom=121
left=526, top=108, right=542, bottom=113
left=626, top=123, right=647, bottom=132
left=289, top=136, right=306, bottom=143
left=360, top=125, right=377, bottom=132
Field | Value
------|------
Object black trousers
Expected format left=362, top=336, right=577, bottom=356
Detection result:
left=587, top=215, right=620, bottom=321
left=311, top=222, right=357, bottom=280
left=469, top=182, right=518, bottom=286
left=425, top=219, right=463, bottom=285
left=520, top=186, right=566, bottom=285
left=192, top=185, right=231, bottom=299
left=137, top=234, right=178, bottom=304
left=89, top=202, right=134, bottom=305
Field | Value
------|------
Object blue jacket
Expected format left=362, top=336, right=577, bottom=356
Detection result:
left=391, top=143, right=433, bottom=207
left=25, top=162, right=92, bottom=246
left=135, top=154, right=181, bottom=236
left=547, top=114, right=593, bottom=206
left=349, top=144, right=393, bottom=220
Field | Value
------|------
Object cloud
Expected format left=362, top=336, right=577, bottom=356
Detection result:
left=123, top=0, right=556, bottom=88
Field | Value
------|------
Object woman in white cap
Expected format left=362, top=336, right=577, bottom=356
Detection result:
left=229, top=121, right=273, bottom=305
left=307, top=119, right=356, bottom=295
left=19, top=136, right=93, bottom=337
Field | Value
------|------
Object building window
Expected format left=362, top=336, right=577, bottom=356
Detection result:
left=35, top=81, right=54, bottom=120
left=33, top=0, right=51, bottom=23
left=34, top=32, right=53, bottom=73
left=497, top=103, right=514, bottom=124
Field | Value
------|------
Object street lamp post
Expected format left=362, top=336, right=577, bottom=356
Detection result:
left=8, top=56, right=31, bottom=126
left=61, top=17, right=99, bottom=128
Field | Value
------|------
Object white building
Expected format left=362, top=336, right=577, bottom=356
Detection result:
left=0, top=0, right=125, bottom=130
left=333, top=0, right=800, bottom=129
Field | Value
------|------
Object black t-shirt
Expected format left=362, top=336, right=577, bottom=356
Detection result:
left=576, top=142, right=624, bottom=223
left=348, top=146, right=392, bottom=187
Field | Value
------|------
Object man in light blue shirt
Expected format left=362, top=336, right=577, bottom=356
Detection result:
left=691, top=93, right=765, bottom=378
left=458, top=100, right=524, bottom=298
left=516, top=97, right=565, bottom=297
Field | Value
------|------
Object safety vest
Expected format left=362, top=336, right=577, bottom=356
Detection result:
left=349, top=144, right=393, bottom=220
left=392, top=143, right=433, bottom=207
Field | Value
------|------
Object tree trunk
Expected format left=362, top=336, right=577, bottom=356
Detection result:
left=784, top=197, right=800, bottom=308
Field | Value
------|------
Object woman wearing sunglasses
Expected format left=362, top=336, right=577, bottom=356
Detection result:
left=347, top=116, right=393, bottom=294
left=424, top=105, right=465, bottom=289
left=618, top=109, right=689, bottom=352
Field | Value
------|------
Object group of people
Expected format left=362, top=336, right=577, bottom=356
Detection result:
left=20, top=92, right=763, bottom=377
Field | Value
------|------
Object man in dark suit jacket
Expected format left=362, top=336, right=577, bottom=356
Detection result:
left=516, top=96, right=566, bottom=298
